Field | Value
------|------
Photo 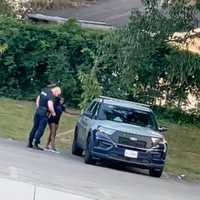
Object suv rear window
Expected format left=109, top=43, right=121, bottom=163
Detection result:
left=98, top=103, right=157, bottom=130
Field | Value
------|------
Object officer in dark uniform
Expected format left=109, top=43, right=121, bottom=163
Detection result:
left=28, top=86, right=61, bottom=150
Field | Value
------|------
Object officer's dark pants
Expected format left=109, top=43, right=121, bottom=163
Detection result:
left=29, top=109, right=48, bottom=145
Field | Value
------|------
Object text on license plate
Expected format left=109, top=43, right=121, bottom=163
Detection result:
left=124, top=150, right=138, bottom=158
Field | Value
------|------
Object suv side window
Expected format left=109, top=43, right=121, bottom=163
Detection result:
left=91, top=102, right=100, bottom=117
left=86, top=101, right=96, bottom=113
left=85, top=101, right=100, bottom=118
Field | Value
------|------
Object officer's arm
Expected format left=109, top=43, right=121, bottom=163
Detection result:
left=36, top=96, right=40, bottom=108
left=48, top=100, right=56, bottom=117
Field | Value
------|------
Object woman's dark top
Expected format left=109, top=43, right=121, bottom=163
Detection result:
left=48, top=98, right=66, bottom=125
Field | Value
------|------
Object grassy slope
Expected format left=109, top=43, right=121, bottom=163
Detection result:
left=0, top=97, right=78, bottom=149
left=0, top=97, right=199, bottom=180
left=161, top=120, right=200, bottom=180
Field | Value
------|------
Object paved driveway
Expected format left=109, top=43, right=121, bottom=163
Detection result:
left=0, top=138, right=199, bottom=200
left=42, top=0, right=143, bottom=25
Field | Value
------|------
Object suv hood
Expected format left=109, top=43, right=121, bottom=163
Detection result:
left=94, top=120, right=162, bottom=138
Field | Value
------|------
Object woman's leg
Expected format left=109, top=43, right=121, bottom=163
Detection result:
left=54, top=124, right=59, bottom=149
left=46, top=123, right=52, bottom=148
left=50, top=123, right=57, bottom=150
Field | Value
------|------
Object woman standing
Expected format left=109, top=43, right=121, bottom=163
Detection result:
left=46, top=97, right=65, bottom=152
left=46, top=97, right=78, bottom=152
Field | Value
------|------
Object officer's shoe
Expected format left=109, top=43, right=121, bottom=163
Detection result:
left=27, top=143, right=33, bottom=148
left=33, top=144, right=44, bottom=151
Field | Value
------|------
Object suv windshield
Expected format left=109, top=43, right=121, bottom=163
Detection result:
left=98, top=103, right=158, bottom=130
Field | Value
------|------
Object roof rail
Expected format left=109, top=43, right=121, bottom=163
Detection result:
left=99, top=96, right=150, bottom=108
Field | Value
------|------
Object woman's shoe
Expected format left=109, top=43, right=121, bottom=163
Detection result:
left=44, top=146, right=50, bottom=150
left=49, top=148, right=60, bottom=154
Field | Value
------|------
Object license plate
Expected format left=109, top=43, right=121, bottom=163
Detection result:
left=124, top=150, right=138, bottom=158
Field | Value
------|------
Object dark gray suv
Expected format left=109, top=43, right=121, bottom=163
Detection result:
left=72, top=96, right=167, bottom=177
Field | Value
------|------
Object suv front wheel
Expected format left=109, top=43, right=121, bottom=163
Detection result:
left=149, top=168, right=163, bottom=178
left=84, top=135, right=96, bottom=165
left=72, top=128, right=83, bottom=156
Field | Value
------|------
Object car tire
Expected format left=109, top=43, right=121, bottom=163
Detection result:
left=149, top=168, right=163, bottom=178
left=84, top=134, right=95, bottom=165
left=72, top=128, right=83, bottom=156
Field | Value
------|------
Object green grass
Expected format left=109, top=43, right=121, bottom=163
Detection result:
left=160, top=120, right=200, bottom=180
left=0, top=97, right=200, bottom=180
left=0, top=97, right=78, bottom=149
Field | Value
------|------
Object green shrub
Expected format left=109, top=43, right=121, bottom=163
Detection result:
left=0, top=0, right=14, bottom=16
left=0, top=13, right=200, bottom=125
left=154, top=106, right=200, bottom=125
left=0, top=17, right=105, bottom=106
left=78, top=68, right=102, bottom=110
left=197, top=0, right=200, bottom=11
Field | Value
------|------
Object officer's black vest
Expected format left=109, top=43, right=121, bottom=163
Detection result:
left=38, top=88, right=52, bottom=110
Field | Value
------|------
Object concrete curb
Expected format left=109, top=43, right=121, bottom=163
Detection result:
left=28, top=14, right=113, bottom=29
left=0, top=177, right=93, bottom=200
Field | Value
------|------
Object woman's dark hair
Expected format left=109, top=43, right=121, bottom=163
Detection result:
left=54, top=96, right=65, bottom=105
left=55, top=97, right=61, bottom=104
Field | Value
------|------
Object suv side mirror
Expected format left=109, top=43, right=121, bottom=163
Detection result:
left=158, top=126, right=168, bottom=132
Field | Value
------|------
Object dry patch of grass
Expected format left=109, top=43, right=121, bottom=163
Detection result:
left=30, top=0, right=82, bottom=10
left=28, top=0, right=96, bottom=10
left=6, top=0, right=93, bottom=14
left=53, top=112, right=78, bottom=149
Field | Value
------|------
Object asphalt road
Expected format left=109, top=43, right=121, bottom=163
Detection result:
left=42, top=0, right=143, bottom=26
left=0, top=138, right=199, bottom=200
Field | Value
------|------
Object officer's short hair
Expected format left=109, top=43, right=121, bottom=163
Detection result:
left=48, top=83, right=57, bottom=88
left=47, top=80, right=57, bottom=88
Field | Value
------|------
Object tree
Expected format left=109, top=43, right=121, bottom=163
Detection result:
left=0, top=16, right=103, bottom=104
left=0, top=0, right=14, bottom=16
left=79, top=68, right=102, bottom=110
left=96, top=0, right=200, bottom=109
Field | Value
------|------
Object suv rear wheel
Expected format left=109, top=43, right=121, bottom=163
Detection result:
left=149, top=168, right=163, bottom=178
left=84, top=135, right=95, bottom=165
left=72, top=128, right=83, bottom=156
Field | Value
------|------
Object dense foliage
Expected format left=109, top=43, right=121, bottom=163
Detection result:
left=197, top=0, right=200, bottom=11
left=79, top=68, right=102, bottom=110
left=96, top=0, right=200, bottom=111
left=0, top=17, right=104, bottom=106
left=0, top=0, right=200, bottom=121
left=0, top=0, right=14, bottom=16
